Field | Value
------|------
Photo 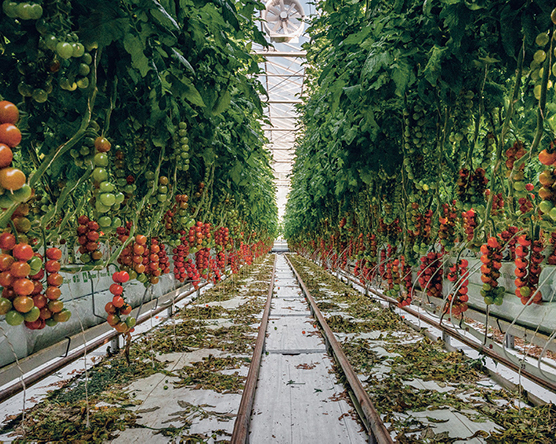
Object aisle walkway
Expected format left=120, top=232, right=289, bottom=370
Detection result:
left=249, top=254, right=367, bottom=443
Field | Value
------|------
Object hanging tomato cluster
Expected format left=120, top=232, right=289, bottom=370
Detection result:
left=479, top=238, right=505, bottom=306
left=445, top=259, right=469, bottom=316
left=106, top=270, right=135, bottom=333
left=0, top=101, right=28, bottom=206
left=514, top=235, right=543, bottom=305
left=418, top=252, right=443, bottom=298
left=76, top=216, right=102, bottom=264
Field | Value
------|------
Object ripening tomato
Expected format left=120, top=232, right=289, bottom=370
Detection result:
left=47, top=273, right=63, bottom=287
left=13, top=278, right=34, bottom=296
left=0, top=143, right=13, bottom=168
left=0, top=232, right=16, bottom=250
left=31, top=280, right=43, bottom=295
left=12, top=243, right=34, bottom=261
left=91, top=250, right=103, bottom=261
left=47, top=300, right=63, bottom=313
left=106, top=313, right=120, bottom=326
left=0, top=123, right=22, bottom=148
left=0, top=101, right=19, bottom=124
left=114, top=322, right=128, bottom=333
left=39, top=306, right=52, bottom=319
left=10, top=261, right=31, bottom=278
left=0, top=253, right=14, bottom=271
left=0, top=271, right=14, bottom=287
left=13, top=296, right=34, bottom=313
left=0, top=167, right=26, bottom=191
left=105, top=302, right=117, bottom=314
left=45, top=286, right=61, bottom=300
left=120, top=304, right=132, bottom=315
left=45, top=260, right=61, bottom=273
left=46, top=247, right=62, bottom=260
left=135, top=234, right=147, bottom=245
left=94, top=136, right=111, bottom=153
left=33, top=294, right=47, bottom=309
left=538, top=149, right=556, bottom=166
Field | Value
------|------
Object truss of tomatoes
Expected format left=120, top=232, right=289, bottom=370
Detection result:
left=0, top=101, right=32, bottom=210
left=105, top=270, right=136, bottom=333
left=0, top=232, right=69, bottom=329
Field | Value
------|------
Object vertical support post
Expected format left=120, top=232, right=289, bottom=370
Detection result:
left=110, top=336, right=120, bottom=353
left=505, top=333, right=515, bottom=349
left=442, top=331, right=451, bottom=348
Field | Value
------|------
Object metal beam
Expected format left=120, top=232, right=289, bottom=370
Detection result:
left=254, top=51, right=306, bottom=57
left=257, top=74, right=305, bottom=77
left=265, top=100, right=303, bottom=104
left=263, top=128, right=299, bottom=131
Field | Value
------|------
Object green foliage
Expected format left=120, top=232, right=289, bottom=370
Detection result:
left=285, top=0, right=555, bottom=252
left=0, top=0, right=278, bottom=247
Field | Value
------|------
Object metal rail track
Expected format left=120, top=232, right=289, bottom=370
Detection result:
left=284, top=254, right=393, bottom=444
left=230, top=254, right=277, bottom=444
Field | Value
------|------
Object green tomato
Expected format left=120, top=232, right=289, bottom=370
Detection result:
left=145, top=171, right=155, bottom=180
left=0, top=297, right=13, bottom=315
left=115, top=192, right=125, bottom=204
left=45, top=318, right=58, bottom=327
left=539, top=200, right=553, bottom=214
left=95, top=199, right=111, bottom=213
left=35, top=18, right=47, bottom=34
left=111, top=217, right=122, bottom=228
left=77, top=77, right=89, bottom=89
left=56, top=42, right=74, bottom=60
left=99, top=193, right=116, bottom=207
left=82, top=53, right=93, bottom=64
left=99, top=181, right=114, bottom=193
left=18, top=82, right=33, bottom=97
left=157, top=193, right=167, bottom=203
left=32, top=89, right=48, bottom=103
left=137, top=273, right=148, bottom=283
left=24, top=306, right=41, bottom=322
left=71, top=42, right=85, bottom=57
left=80, top=253, right=91, bottom=263
left=125, top=316, right=137, bottom=328
left=28, top=3, right=43, bottom=19
left=78, top=63, right=90, bottom=76
left=5, top=310, right=24, bottom=326
left=158, top=185, right=168, bottom=194
left=44, top=34, right=58, bottom=50
left=29, top=256, right=43, bottom=275
left=124, top=184, right=135, bottom=194
left=483, top=296, right=494, bottom=305
left=16, top=3, right=32, bottom=19
left=9, top=184, right=32, bottom=203
left=117, top=178, right=127, bottom=187
left=93, top=153, right=109, bottom=167
left=92, top=167, right=108, bottom=183
left=99, top=216, right=112, bottom=228
left=493, top=297, right=504, bottom=306
left=3, top=1, right=19, bottom=18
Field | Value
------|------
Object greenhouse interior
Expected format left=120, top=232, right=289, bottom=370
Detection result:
left=1, top=0, right=556, bottom=442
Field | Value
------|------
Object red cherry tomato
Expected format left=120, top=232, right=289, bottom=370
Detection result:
left=0, top=101, right=19, bottom=124
left=46, top=247, right=62, bottom=260
left=0, top=123, right=22, bottom=148
left=12, top=243, right=34, bottom=261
